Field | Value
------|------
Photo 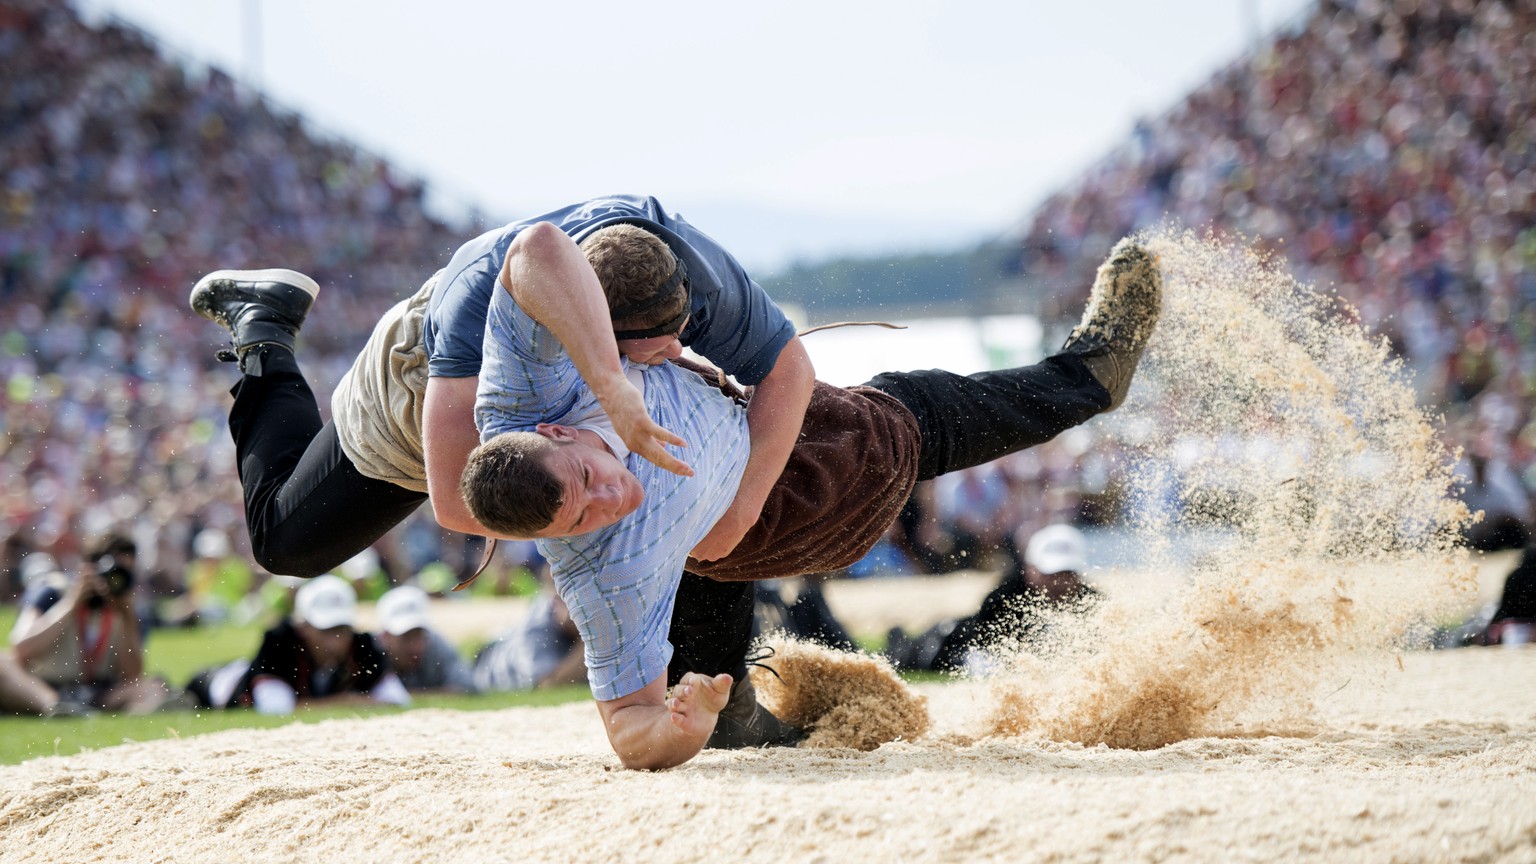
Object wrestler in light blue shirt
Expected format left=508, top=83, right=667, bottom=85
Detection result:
left=477, top=286, right=749, bottom=700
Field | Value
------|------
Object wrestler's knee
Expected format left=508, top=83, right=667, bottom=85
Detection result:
left=249, top=535, right=337, bottom=580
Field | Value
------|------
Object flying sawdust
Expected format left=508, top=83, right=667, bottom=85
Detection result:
left=982, top=229, right=1477, bottom=749
left=752, top=634, right=929, bottom=750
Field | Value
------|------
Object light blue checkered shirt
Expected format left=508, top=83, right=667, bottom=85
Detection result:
left=477, top=287, right=750, bottom=700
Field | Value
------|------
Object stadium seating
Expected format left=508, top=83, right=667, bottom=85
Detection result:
left=0, top=0, right=1528, bottom=599
left=1013, top=0, right=1535, bottom=515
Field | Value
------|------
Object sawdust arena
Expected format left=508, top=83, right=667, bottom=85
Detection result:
left=3, top=233, right=1534, bottom=862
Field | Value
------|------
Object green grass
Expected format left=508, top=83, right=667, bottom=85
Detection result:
left=0, top=686, right=592, bottom=765
left=1, top=604, right=595, bottom=765
left=1, top=601, right=945, bottom=767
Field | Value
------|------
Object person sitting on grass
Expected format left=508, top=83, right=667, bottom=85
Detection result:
left=374, top=584, right=477, bottom=694
left=886, top=523, right=1102, bottom=674
left=472, top=578, right=589, bottom=693
left=1466, top=545, right=1536, bottom=647
left=212, top=575, right=409, bottom=715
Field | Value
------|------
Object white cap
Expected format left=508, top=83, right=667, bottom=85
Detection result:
left=1024, top=524, right=1088, bottom=575
left=377, top=585, right=432, bottom=636
left=193, top=528, right=230, bottom=559
left=294, top=574, right=356, bottom=630
left=19, top=553, right=59, bottom=586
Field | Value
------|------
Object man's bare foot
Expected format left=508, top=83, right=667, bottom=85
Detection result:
left=667, top=672, right=732, bottom=738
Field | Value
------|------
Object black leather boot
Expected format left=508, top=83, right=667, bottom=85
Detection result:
left=706, top=674, right=804, bottom=750
left=190, top=268, right=319, bottom=375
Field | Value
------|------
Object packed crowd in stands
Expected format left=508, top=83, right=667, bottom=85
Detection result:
left=1, top=0, right=1533, bottom=638
left=0, top=0, right=491, bottom=602
left=1014, top=0, right=1535, bottom=544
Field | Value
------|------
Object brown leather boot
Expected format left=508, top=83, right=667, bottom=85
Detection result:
left=1061, top=238, right=1162, bottom=411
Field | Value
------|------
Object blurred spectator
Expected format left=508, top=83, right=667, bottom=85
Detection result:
left=1010, top=0, right=1536, bottom=526
left=184, top=527, right=255, bottom=621
left=374, top=584, right=475, bottom=694
left=0, top=0, right=484, bottom=594
left=753, top=576, right=858, bottom=653
left=1443, top=545, right=1536, bottom=647
left=932, top=464, right=1024, bottom=571
left=886, top=481, right=961, bottom=575
left=886, top=524, right=1100, bottom=673
left=1479, top=546, right=1536, bottom=646
left=16, top=552, right=59, bottom=594
left=196, top=574, right=409, bottom=714
left=153, top=526, right=256, bottom=627
left=1458, top=450, right=1533, bottom=551
left=1, top=536, right=37, bottom=602
left=8, top=531, right=179, bottom=712
left=472, top=582, right=586, bottom=692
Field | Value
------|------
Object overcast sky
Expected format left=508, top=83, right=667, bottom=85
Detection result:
left=79, top=0, right=1312, bottom=272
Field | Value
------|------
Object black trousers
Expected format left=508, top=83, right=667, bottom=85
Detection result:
left=863, top=353, right=1109, bottom=481
left=666, top=352, right=1110, bottom=683
left=228, top=347, right=427, bottom=578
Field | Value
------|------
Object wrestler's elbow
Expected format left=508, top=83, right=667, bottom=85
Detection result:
left=502, top=222, right=568, bottom=295
left=428, top=500, right=479, bottom=537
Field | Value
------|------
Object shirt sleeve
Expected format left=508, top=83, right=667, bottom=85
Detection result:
left=665, top=212, right=797, bottom=386
left=424, top=224, right=517, bottom=379
left=544, top=533, right=680, bottom=703
left=474, top=284, right=587, bottom=441
left=424, top=252, right=500, bottom=378
left=19, top=582, right=62, bottom=616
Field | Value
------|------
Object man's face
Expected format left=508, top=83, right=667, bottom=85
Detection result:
left=615, top=315, right=688, bottom=366
left=381, top=628, right=428, bottom=671
left=535, top=426, right=645, bottom=537
left=1027, top=568, right=1083, bottom=602
left=616, top=332, right=684, bottom=366
left=298, top=622, right=355, bottom=667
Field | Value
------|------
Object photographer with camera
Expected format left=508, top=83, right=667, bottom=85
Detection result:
left=8, top=532, right=179, bottom=713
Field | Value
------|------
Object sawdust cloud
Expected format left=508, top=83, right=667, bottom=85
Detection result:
left=752, top=634, right=929, bottom=750
left=983, top=229, right=1477, bottom=749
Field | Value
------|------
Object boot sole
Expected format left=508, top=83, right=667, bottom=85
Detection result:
left=190, top=268, right=321, bottom=325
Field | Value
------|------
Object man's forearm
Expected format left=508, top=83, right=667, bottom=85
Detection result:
left=596, top=671, right=730, bottom=770
left=502, top=222, right=631, bottom=404
left=741, top=335, right=814, bottom=507
left=499, top=223, right=690, bottom=474
left=10, top=605, right=70, bottom=664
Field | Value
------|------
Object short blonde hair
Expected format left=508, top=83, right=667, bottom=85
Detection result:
left=580, top=224, right=689, bottom=333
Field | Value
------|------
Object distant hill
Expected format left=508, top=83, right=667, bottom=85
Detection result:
left=672, top=200, right=996, bottom=276
left=760, top=240, right=1028, bottom=324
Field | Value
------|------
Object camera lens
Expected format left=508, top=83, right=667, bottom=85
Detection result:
left=96, top=556, right=134, bottom=597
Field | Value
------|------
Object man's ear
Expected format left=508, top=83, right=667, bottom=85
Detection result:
left=535, top=423, right=577, bottom=441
